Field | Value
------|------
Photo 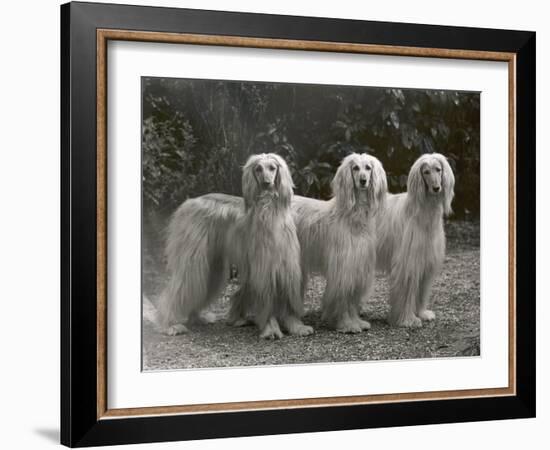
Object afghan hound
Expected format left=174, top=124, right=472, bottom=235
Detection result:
left=376, top=153, right=455, bottom=328
left=291, top=153, right=387, bottom=333
left=157, top=153, right=311, bottom=339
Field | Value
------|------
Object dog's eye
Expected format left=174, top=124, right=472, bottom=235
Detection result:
left=423, top=170, right=430, bottom=175
left=268, top=165, right=276, bottom=172
left=255, top=166, right=263, bottom=172
left=435, top=167, right=442, bottom=172
left=365, top=165, right=371, bottom=171
left=352, top=165, right=360, bottom=171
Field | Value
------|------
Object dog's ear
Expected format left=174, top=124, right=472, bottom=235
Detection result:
left=242, top=155, right=260, bottom=210
left=332, top=154, right=356, bottom=211
left=434, top=153, right=455, bottom=216
left=368, top=156, right=388, bottom=214
left=407, top=155, right=427, bottom=204
left=269, top=154, right=294, bottom=208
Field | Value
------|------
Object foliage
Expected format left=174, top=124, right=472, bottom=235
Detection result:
left=142, top=78, right=480, bottom=218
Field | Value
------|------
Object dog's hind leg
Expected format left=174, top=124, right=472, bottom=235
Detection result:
left=160, top=253, right=226, bottom=335
left=157, top=277, right=193, bottom=336
left=227, top=284, right=254, bottom=327
left=195, top=254, right=227, bottom=324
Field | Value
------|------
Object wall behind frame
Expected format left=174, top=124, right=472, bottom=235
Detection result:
left=0, top=0, right=545, bottom=449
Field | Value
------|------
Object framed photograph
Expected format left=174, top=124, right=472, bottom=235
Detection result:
left=61, top=1, right=535, bottom=447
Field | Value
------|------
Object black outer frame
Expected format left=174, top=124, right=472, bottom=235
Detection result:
left=60, top=1, right=536, bottom=447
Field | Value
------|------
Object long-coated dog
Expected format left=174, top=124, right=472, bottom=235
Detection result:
left=375, top=153, right=455, bottom=327
left=157, top=153, right=312, bottom=339
left=291, top=153, right=387, bottom=333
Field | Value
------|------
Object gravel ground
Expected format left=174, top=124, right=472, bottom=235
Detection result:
left=142, top=220, right=480, bottom=371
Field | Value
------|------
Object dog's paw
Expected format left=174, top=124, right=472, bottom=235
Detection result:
left=199, top=311, right=217, bottom=324
left=260, top=326, right=284, bottom=340
left=391, top=315, right=422, bottom=328
left=166, top=323, right=188, bottom=336
left=418, top=309, right=436, bottom=321
left=402, top=316, right=423, bottom=328
left=289, top=323, right=314, bottom=337
left=356, top=318, right=371, bottom=330
left=260, top=319, right=284, bottom=340
left=336, top=320, right=362, bottom=334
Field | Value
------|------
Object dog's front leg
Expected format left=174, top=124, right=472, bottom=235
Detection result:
left=259, top=316, right=284, bottom=340
left=416, top=270, right=437, bottom=321
left=281, top=315, right=313, bottom=336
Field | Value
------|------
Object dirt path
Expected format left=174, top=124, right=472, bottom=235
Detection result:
left=142, top=242, right=480, bottom=371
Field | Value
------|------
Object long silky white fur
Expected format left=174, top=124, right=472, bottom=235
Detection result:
left=376, top=153, right=455, bottom=327
left=157, top=153, right=309, bottom=338
left=156, top=193, right=243, bottom=334
left=227, top=154, right=310, bottom=338
left=292, top=153, right=387, bottom=332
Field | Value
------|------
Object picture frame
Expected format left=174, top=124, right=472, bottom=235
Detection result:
left=60, top=1, right=535, bottom=447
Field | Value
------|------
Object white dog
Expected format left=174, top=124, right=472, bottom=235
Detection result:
left=157, top=153, right=312, bottom=339
left=292, top=153, right=387, bottom=333
left=376, top=153, right=455, bottom=327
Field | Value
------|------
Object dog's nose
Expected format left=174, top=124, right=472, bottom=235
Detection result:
left=360, top=179, right=367, bottom=186
left=433, top=186, right=441, bottom=192
left=262, top=181, right=272, bottom=188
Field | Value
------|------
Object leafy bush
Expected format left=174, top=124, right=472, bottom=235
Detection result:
left=142, top=78, right=479, bottom=218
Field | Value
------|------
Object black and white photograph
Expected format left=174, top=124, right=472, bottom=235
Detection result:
left=141, top=77, right=480, bottom=370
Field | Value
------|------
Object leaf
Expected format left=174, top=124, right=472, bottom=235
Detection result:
left=316, top=162, right=332, bottom=169
left=401, top=127, right=415, bottom=150
left=305, top=172, right=317, bottom=186
left=423, top=136, right=435, bottom=153
left=345, top=128, right=352, bottom=142
left=438, top=123, right=450, bottom=140
left=392, top=88, right=405, bottom=103
left=390, top=111, right=400, bottom=129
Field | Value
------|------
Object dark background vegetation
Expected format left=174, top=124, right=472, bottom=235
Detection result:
left=142, top=77, right=480, bottom=221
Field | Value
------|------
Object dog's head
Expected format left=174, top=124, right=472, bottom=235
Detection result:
left=331, top=152, right=387, bottom=214
left=408, top=153, right=455, bottom=215
left=242, top=153, right=294, bottom=210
